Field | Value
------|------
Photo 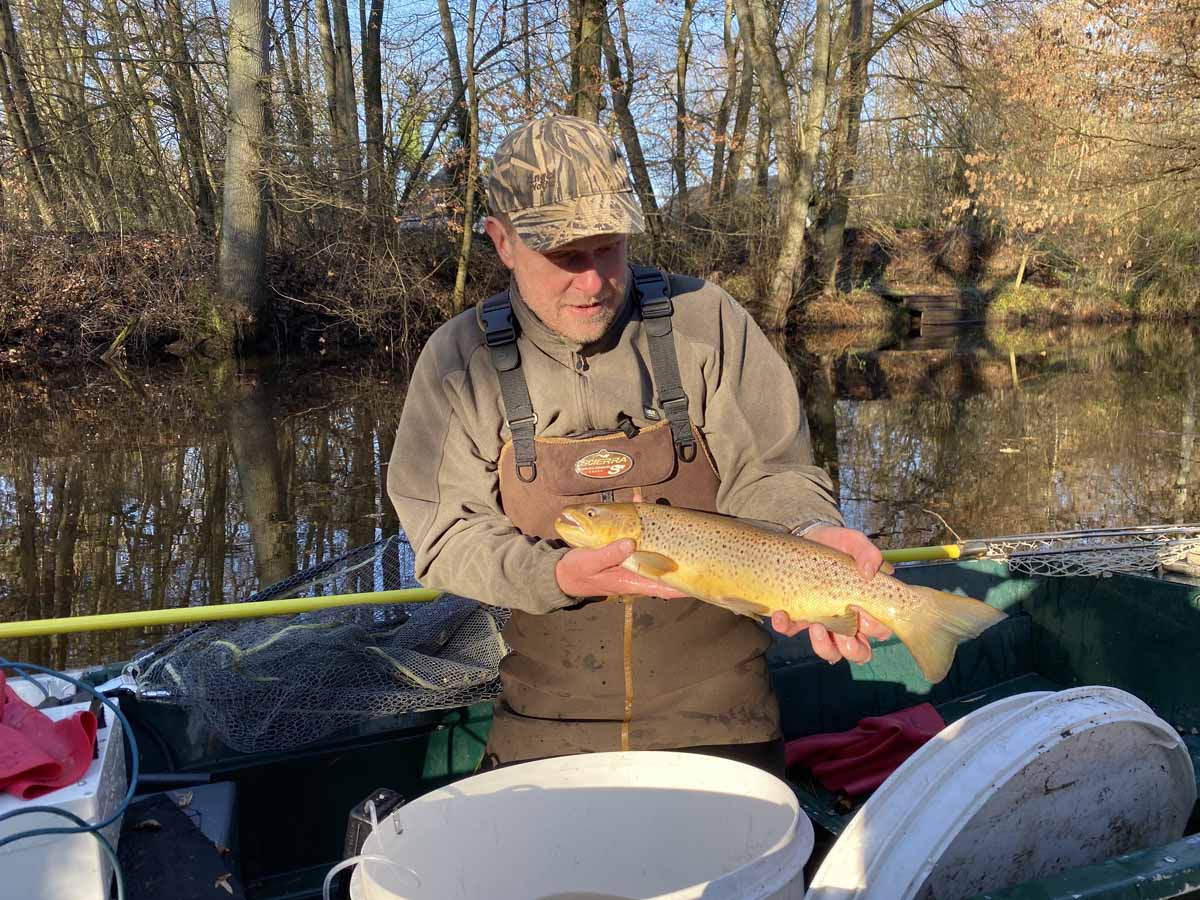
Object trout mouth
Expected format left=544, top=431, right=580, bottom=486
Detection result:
left=553, top=508, right=588, bottom=547
left=554, top=506, right=604, bottom=548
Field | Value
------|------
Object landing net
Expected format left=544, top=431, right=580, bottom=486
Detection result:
left=961, top=524, right=1200, bottom=578
left=127, top=533, right=510, bottom=753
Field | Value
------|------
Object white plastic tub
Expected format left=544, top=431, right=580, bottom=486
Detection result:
left=350, top=750, right=813, bottom=900
left=807, top=686, right=1195, bottom=900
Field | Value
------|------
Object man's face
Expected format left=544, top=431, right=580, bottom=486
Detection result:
left=485, top=218, right=629, bottom=345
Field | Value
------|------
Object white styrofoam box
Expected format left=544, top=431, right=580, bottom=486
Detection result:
left=0, top=698, right=128, bottom=900
left=6, top=673, right=78, bottom=707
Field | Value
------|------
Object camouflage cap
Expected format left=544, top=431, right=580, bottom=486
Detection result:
left=486, top=115, right=645, bottom=252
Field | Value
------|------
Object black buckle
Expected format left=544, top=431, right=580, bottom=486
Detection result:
left=482, top=305, right=516, bottom=347
left=633, top=268, right=672, bottom=319
left=640, top=295, right=673, bottom=319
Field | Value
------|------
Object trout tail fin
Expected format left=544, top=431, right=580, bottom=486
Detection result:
left=888, top=588, right=1007, bottom=684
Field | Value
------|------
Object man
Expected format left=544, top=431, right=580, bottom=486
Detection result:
left=388, top=115, right=890, bottom=776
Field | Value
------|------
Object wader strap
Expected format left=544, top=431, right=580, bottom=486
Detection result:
left=480, top=292, right=538, bottom=482
left=630, top=265, right=696, bottom=461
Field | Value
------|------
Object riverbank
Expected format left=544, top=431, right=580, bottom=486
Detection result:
left=0, top=231, right=482, bottom=373
left=2, top=229, right=1195, bottom=374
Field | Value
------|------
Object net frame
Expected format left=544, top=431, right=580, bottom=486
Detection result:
left=953, top=524, right=1200, bottom=577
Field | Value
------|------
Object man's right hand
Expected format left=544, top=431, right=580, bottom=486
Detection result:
left=555, top=540, right=690, bottom=599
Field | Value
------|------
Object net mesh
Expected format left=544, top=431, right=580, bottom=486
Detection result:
left=127, top=533, right=511, bottom=754
left=971, top=525, right=1200, bottom=578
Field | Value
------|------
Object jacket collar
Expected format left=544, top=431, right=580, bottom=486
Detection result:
left=506, top=270, right=636, bottom=365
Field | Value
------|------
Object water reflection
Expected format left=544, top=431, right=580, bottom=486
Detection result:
left=0, top=361, right=404, bottom=669
left=0, top=323, right=1196, bottom=669
left=802, top=323, right=1200, bottom=546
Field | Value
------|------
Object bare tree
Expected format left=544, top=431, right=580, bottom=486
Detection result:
left=219, top=0, right=271, bottom=334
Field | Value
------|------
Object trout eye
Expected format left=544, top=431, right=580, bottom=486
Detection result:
left=585, top=508, right=597, bottom=518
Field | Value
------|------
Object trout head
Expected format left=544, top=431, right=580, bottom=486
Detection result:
left=554, top=503, right=642, bottom=549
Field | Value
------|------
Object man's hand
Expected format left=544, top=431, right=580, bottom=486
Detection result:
left=770, top=525, right=895, bottom=665
left=555, top=540, right=690, bottom=600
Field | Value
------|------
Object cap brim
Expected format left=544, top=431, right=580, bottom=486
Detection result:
left=508, top=191, right=645, bottom=253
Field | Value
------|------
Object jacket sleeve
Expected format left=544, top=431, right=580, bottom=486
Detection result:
left=700, top=292, right=844, bottom=532
left=386, top=339, right=577, bottom=614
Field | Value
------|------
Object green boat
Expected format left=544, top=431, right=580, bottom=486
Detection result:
left=8, top=541, right=1200, bottom=900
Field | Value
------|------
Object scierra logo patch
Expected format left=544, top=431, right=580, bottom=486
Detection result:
left=574, top=449, right=634, bottom=479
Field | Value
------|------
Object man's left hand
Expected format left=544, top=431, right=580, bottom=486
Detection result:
left=770, top=525, right=895, bottom=665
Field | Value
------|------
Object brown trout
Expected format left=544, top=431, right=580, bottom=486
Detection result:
left=554, top=502, right=1005, bottom=684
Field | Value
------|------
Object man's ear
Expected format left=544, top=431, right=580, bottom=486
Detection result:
left=484, top=217, right=515, bottom=269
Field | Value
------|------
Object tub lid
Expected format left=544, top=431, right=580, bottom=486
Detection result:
left=806, top=686, right=1196, bottom=900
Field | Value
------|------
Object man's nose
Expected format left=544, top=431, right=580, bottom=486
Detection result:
left=574, top=263, right=603, bottom=296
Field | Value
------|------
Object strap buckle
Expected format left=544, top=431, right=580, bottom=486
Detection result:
left=508, top=413, right=538, bottom=429
left=632, top=267, right=673, bottom=319
left=481, top=305, right=517, bottom=348
left=640, top=295, right=673, bottom=320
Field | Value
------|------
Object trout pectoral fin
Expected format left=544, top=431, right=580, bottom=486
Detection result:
left=815, top=610, right=860, bottom=637
left=626, top=551, right=678, bottom=578
left=708, top=596, right=769, bottom=619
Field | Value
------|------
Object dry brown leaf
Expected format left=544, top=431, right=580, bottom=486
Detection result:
left=132, top=818, right=161, bottom=831
left=215, top=873, right=233, bottom=895
left=174, top=791, right=194, bottom=808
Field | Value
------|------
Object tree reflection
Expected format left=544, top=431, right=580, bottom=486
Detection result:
left=0, top=362, right=406, bottom=667
left=806, top=324, right=1200, bottom=548
left=0, top=329, right=1193, bottom=669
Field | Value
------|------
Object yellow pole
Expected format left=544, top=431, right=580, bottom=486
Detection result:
left=0, top=588, right=441, bottom=640
left=0, top=544, right=978, bottom=640
left=882, top=544, right=964, bottom=563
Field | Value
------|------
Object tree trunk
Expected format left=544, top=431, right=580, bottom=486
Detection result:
left=0, top=0, right=57, bottom=226
left=522, top=0, right=532, bottom=107
left=574, top=0, right=603, bottom=120
left=734, top=0, right=833, bottom=329
left=673, top=0, right=695, bottom=214
left=452, top=0, right=478, bottom=309
left=315, top=0, right=356, bottom=200
left=602, top=8, right=661, bottom=253
left=819, top=0, right=875, bottom=292
left=721, top=31, right=755, bottom=204
left=363, top=0, right=386, bottom=219
left=436, top=0, right=468, bottom=144
left=314, top=0, right=340, bottom=141
left=220, top=0, right=271, bottom=337
left=280, top=0, right=316, bottom=167
left=330, top=0, right=360, bottom=197
left=165, top=0, right=217, bottom=232
left=709, top=0, right=738, bottom=205
left=751, top=95, right=770, bottom=198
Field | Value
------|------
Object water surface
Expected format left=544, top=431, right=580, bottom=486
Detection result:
left=1, top=323, right=1195, bottom=669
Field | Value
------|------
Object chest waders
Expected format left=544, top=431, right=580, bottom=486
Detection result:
left=479, top=266, right=780, bottom=764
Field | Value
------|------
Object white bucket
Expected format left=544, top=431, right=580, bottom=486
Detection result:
left=351, top=750, right=813, bottom=900
left=806, top=686, right=1196, bottom=899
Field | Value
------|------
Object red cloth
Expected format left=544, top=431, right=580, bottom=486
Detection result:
left=785, top=702, right=945, bottom=797
left=0, top=670, right=97, bottom=800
